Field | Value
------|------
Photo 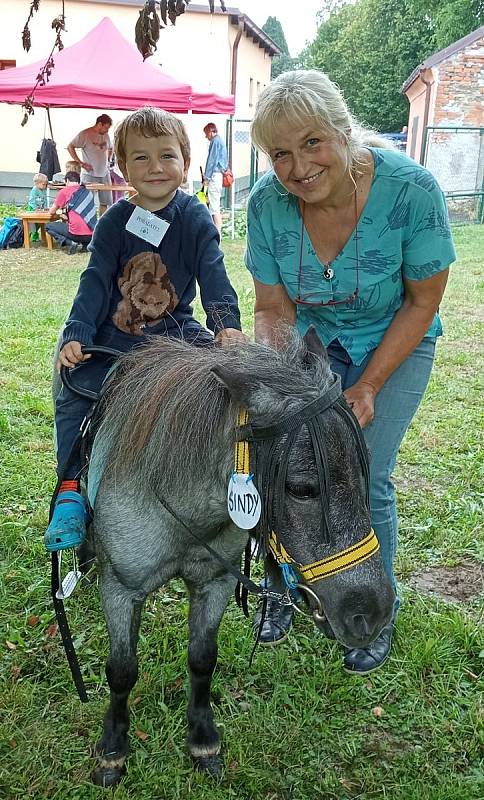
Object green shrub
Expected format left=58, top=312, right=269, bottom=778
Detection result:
left=0, top=202, right=24, bottom=223
left=222, top=208, right=247, bottom=239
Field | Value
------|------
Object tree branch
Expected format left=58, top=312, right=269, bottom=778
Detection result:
left=21, top=0, right=66, bottom=126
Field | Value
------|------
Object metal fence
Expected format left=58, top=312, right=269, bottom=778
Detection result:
left=225, top=117, right=263, bottom=208
left=423, top=126, right=484, bottom=224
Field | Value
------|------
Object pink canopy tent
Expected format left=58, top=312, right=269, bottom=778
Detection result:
left=0, top=17, right=234, bottom=114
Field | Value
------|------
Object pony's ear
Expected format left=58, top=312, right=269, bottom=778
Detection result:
left=211, top=365, right=257, bottom=405
left=303, top=326, right=329, bottom=365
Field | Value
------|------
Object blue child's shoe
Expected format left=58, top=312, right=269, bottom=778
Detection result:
left=45, top=491, right=89, bottom=552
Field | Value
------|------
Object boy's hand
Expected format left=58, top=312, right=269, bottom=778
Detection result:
left=214, top=328, right=247, bottom=346
left=57, top=341, right=91, bottom=371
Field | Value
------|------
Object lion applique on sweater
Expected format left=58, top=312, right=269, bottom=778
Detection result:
left=112, top=252, right=179, bottom=335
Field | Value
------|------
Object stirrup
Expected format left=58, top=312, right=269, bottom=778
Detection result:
left=45, top=491, right=88, bottom=552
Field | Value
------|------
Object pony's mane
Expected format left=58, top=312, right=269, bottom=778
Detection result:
left=98, top=331, right=333, bottom=492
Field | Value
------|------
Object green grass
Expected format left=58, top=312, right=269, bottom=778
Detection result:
left=0, top=231, right=483, bottom=799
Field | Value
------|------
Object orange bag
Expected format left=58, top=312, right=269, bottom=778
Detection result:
left=222, top=168, right=234, bottom=189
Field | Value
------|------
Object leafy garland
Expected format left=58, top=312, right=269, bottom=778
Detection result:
left=21, top=0, right=66, bottom=126
left=20, top=0, right=227, bottom=123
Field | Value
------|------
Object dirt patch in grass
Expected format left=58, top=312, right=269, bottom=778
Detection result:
left=394, top=471, right=447, bottom=498
left=407, top=558, right=483, bottom=603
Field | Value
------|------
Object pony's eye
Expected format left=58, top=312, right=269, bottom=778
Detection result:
left=286, top=483, right=319, bottom=499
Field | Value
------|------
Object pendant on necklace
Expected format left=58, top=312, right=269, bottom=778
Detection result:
left=323, top=266, right=334, bottom=280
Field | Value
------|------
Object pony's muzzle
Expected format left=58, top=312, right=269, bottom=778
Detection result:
left=337, top=587, right=395, bottom=648
left=291, top=583, right=338, bottom=640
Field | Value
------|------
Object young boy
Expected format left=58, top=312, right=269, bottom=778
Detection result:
left=46, top=107, right=244, bottom=551
left=28, top=172, right=48, bottom=209
left=27, top=173, right=48, bottom=241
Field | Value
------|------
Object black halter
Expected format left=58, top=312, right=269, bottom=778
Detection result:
left=237, top=374, right=371, bottom=555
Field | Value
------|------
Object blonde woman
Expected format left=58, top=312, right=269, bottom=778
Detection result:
left=245, top=70, right=455, bottom=674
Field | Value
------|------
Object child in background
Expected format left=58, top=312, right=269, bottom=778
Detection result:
left=27, top=173, right=48, bottom=241
left=45, top=171, right=95, bottom=254
left=28, top=172, right=48, bottom=210
left=45, top=106, right=245, bottom=551
left=65, top=160, right=81, bottom=175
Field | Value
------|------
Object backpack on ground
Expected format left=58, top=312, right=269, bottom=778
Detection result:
left=66, top=185, right=97, bottom=231
left=0, top=217, right=24, bottom=249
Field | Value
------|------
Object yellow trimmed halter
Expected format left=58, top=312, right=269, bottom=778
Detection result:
left=235, top=409, right=379, bottom=582
left=269, top=528, right=379, bottom=583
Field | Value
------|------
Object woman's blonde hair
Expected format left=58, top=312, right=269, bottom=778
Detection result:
left=114, top=106, right=191, bottom=165
left=251, top=70, right=392, bottom=173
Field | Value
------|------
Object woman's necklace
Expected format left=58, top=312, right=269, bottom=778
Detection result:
left=299, top=189, right=358, bottom=281
left=296, top=188, right=361, bottom=308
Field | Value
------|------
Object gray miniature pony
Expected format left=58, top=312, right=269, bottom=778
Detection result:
left=82, top=329, right=394, bottom=787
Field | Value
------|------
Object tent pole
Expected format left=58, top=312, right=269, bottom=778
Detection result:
left=46, top=106, right=54, bottom=140
left=229, top=115, right=235, bottom=240
left=187, top=109, right=194, bottom=195
left=45, top=106, right=55, bottom=204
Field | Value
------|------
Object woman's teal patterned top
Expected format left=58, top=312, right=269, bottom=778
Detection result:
left=245, top=147, right=456, bottom=365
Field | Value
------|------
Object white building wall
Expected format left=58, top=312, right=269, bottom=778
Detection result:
left=0, top=0, right=272, bottom=199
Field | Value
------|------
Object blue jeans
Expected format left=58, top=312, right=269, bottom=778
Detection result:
left=327, top=337, right=436, bottom=593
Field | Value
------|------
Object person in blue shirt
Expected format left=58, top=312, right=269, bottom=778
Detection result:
left=45, top=106, right=244, bottom=553
left=245, top=70, right=455, bottom=675
left=203, top=122, right=228, bottom=235
left=27, top=172, right=48, bottom=241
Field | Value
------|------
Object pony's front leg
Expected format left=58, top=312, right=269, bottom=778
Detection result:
left=186, top=572, right=236, bottom=776
left=92, top=569, right=145, bottom=788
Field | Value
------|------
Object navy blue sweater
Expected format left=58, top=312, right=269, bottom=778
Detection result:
left=61, top=190, right=241, bottom=347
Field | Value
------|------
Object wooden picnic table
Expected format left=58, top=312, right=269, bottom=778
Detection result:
left=86, top=182, right=135, bottom=194
left=22, top=184, right=137, bottom=250
left=48, top=182, right=135, bottom=194
left=18, top=210, right=56, bottom=250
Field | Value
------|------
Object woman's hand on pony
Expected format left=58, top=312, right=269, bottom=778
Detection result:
left=57, top=340, right=92, bottom=371
left=214, top=328, right=247, bottom=346
left=344, top=379, right=378, bottom=428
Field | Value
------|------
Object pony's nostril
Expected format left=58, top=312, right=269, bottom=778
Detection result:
left=348, top=613, right=372, bottom=638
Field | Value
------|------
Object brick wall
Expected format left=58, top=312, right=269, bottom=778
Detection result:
left=433, top=36, right=484, bottom=127
left=424, top=37, right=484, bottom=204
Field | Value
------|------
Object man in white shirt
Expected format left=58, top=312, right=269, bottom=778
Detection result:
left=67, top=114, right=113, bottom=215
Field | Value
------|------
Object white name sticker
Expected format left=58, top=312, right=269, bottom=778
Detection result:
left=125, top=207, right=170, bottom=246
left=227, top=473, right=262, bottom=530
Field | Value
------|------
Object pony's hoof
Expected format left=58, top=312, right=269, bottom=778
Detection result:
left=192, top=754, right=223, bottom=776
left=92, top=765, right=126, bottom=788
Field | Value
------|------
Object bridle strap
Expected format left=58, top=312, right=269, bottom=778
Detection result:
left=243, top=375, right=342, bottom=442
left=269, top=528, right=380, bottom=583
left=235, top=373, right=374, bottom=581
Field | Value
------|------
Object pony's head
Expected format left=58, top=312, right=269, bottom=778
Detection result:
left=212, top=328, right=395, bottom=648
